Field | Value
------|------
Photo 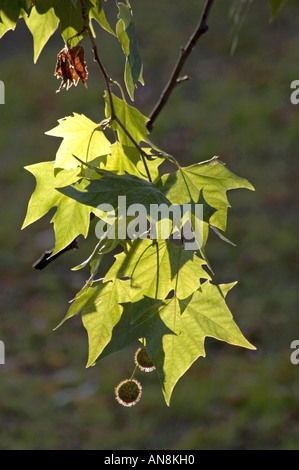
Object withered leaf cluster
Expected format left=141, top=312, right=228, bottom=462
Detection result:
left=55, top=45, right=88, bottom=93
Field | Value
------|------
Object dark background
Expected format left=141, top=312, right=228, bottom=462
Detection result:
left=0, top=0, right=298, bottom=449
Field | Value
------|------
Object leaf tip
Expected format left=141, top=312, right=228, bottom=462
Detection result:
left=86, top=359, right=97, bottom=368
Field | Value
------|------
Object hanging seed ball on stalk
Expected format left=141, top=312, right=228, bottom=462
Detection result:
left=115, top=379, right=142, bottom=407
left=134, top=347, right=155, bottom=372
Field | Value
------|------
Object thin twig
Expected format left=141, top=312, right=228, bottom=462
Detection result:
left=79, top=0, right=115, bottom=113
left=146, top=0, right=215, bottom=132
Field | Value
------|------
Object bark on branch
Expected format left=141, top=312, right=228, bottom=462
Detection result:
left=147, top=0, right=215, bottom=132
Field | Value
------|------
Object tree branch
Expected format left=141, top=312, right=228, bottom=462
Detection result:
left=33, top=239, right=79, bottom=270
left=32, top=213, right=97, bottom=270
left=146, top=0, right=215, bottom=132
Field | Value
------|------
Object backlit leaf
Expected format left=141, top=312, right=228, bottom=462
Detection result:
left=45, top=113, right=111, bottom=170
left=0, top=0, right=32, bottom=38
left=57, top=171, right=171, bottom=215
left=7, top=0, right=115, bottom=60
left=149, top=281, right=255, bottom=404
left=99, top=296, right=172, bottom=360
left=22, top=161, right=93, bottom=255
left=55, top=279, right=100, bottom=329
left=157, top=156, right=254, bottom=246
left=104, top=92, right=149, bottom=146
left=104, top=239, right=211, bottom=301
left=89, top=0, right=115, bottom=36
left=81, top=278, right=132, bottom=366
left=24, top=4, right=59, bottom=63
left=96, top=142, right=162, bottom=181
left=116, top=2, right=143, bottom=100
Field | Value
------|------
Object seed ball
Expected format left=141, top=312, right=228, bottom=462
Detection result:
left=134, top=347, right=155, bottom=372
left=115, top=379, right=142, bottom=407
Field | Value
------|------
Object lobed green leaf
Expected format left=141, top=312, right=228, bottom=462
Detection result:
left=22, top=161, right=93, bottom=255
left=150, top=281, right=255, bottom=404
left=157, top=156, right=254, bottom=246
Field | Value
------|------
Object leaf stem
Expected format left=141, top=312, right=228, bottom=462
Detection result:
left=146, top=0, right=215, bottom=132
left=130, top=364, right=138, bottom=380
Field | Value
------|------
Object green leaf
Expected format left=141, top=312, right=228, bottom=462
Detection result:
left=52, top=0, right=86, bottom=46
left=97, top=142, right=162, bottom=181
left=26, top=0, right=112, bottom=49
left=150, top=281, right=255, bottom=404
left=98, top=141, right=146, bottom=177
left=57, top=171, right=171, bottom=215
left=24, top=4, right=59, bottom=63
left=89, top=0, right=115, bottom=36
left=16, top=0, right=85, bottom=48
left=104, top=92, right=149, bottom=146
left=22, top=161, right=93, bottom=255
left=55, top=279, right=100, bottom=329
left=81, top=278, right=132, bottom=366
left=157, top=156, right=254, bottom=241
left=1, top=0, right=114, bottom=59
left=0, top=0, right=31, bottom=38
left=116, top=2, right=143, bottom=100
left=269, top=0, right=287, bottom=19
left=104, top=239, right=211, bottom=301
left=45, top=113, right=111, bottom=170
left=53, top=0, right=115, bottom=46
left=99, top=296, right=172, bottom=360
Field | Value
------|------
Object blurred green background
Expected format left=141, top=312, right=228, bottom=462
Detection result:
left=0, top=0, right=298, bottom=450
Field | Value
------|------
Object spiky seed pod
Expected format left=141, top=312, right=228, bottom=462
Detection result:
left=134, top=347, right=155, bottom=373
left=115, top=379, right=142, bottom=407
